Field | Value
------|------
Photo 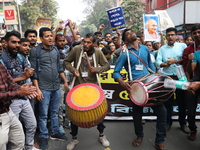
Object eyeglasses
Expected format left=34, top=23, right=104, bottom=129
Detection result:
left=166, top=34, right=176, bottom=37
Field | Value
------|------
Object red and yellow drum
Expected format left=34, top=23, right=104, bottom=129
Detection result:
left=66, top=83, right=108, bottom=128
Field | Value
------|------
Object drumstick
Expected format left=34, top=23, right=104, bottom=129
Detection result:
left=84, top=52, right=92, bottom=68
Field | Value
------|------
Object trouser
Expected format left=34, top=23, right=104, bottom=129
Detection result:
left=164, top=89, right=187, bottom=126
left=10, top=99, right=37, bottom=150
left=38, top=89, right=61, bottom=139
left=58, top=84, right=64, bottom=126
left=70, top=121, right=106, bottom=137
left=185, top=90, right=198, bottom=132
left=132, top=103, right=166, bottom=144
left=0, top=109, right=25, bottom=150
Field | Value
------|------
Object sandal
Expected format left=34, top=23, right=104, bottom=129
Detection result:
left=132, top=137, right=143, bottom=147
left=155, top=143, right=166, bottom=150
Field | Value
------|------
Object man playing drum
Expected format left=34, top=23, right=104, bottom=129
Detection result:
left=64, top=33, right=110, bottom=150
left=113, top=29, right=167, bottom=150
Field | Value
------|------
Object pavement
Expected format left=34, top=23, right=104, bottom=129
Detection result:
left=37, top=120, right=200, bottom=150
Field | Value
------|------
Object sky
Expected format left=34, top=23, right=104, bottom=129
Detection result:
left=56, top=0, right=87, bottom=24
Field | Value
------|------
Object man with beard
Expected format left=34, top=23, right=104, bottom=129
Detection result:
left=1, top=31, right=38, bottom=150
left=113, top=29, right=166, bottom=150
left=24, top=29, right=37, bottom=48
left=29, top=27, right=68, bottom=150
left=156, top=27, right=188, bottom=134
left=64, top=33, right=110, bottom=150
left=55, top=34, right=72, bottom=134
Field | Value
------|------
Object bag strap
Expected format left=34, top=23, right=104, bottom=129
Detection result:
left=129, top=50, right=155, bottom=74
left=36, top=45, right=60, bottom=73
left=0, top=59, right=5, bottom=67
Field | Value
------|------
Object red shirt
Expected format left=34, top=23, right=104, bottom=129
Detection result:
left=0, top=62, right=20, bottom=109
left=182, top=43, right=200, bottom=71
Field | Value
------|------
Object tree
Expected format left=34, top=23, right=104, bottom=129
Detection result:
left=80, top=0, right=116, bottom=35
left=121, top=0, right=146, bottom=33
left=14, top=0, right=59, bottom=32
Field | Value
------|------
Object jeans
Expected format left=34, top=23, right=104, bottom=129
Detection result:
left=132, top=103, right=166, bottom=144
left=10, top=99, right=36, bottom=150
left=0, top=109, right=25, bottom=150
left=38, top=89, right=61, bottom=139
left=164, top=89, right=187, bottom=126
left=70, top=121, right=106, bottom=137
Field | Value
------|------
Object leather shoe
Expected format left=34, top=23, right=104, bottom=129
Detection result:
left=166, top=124, right=171, bottom=132
left=180, top=125, right=189, bottom=134
left=188, top=131, right=197, bottom=141
left=155, top=143, right=166, bottom=150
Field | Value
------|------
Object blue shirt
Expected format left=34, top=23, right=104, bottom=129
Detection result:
left=113, top=44, right=155, bottom=81
left=193, top=50, right=200, bottom=66
left=156, top=42, right=187, bottom=76
left=1, top=51, right=30, bottom=85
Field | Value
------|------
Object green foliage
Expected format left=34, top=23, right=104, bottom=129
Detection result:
left=16, top=0, right=58, bottom=32
left=121, top=0, right=146, bottom=33
left=80, top=0, right=116, bottom=36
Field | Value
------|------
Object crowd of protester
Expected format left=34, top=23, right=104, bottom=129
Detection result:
left=0, top=19, right=200, bottom=150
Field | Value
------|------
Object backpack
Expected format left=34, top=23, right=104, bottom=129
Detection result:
left=35, top=45, right=60, bottom=72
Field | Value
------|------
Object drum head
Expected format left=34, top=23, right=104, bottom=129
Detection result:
left=129, top=82, right=148, bottom=106
left=66, top=83, right=104, bottom=111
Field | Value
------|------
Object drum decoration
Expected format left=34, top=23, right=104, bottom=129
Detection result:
left=66, top=83, right=108, bottom=128
left=129, top=74, right=175, bottom=107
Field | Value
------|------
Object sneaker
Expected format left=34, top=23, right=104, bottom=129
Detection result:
left=59, top=125, right=66, bottom=135
left=50, top=132, right=68, bottom=141
left=99, top=135, right=110, bottom=147
left=66, top=139, right=79, bottom=150
left=39, top=138, right=48, bottom=150
left=64, top=121, right=71, bottom=129
left=32, top=147, right=41, bottom=150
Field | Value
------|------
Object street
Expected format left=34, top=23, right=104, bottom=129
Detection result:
left=43, top=120, right=200, bottom=150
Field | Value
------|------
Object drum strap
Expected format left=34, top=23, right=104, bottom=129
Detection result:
left=124, top=47, right=133, bottom=81
left=92, top=53, right=102, bottom=88
left=70, top=46, right=84, bottom=89
left=128, top=50, right=155, bottom=74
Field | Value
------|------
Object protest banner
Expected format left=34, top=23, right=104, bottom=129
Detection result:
left=154, top=10, right=174, bottom=31
left=143, top=14, right=161, bottom=41
left=106, top=6, right=126, bottom=32
left=35, top=17, right=52, bottom=43
left=100, top=66, right=200, bottom=120
left=3, top=5, right=18, bottom=25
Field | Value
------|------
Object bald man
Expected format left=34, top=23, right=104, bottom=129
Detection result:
left=144, top=19, right=161, bottom=41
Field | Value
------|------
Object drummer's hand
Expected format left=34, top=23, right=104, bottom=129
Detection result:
left=187, top=82, right=200, bottom=94
left=117, top=78, right=131, bottom=92
left=167, top=58, right=176, bottom=65
left=74, top=70, right=80, bottom=77
left=89, top=66, right=96, bottom=73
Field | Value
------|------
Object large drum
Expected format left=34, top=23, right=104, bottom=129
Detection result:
left=129, top=74, right=175, bottom=107
left=66, top=83, right=108, bottom=128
